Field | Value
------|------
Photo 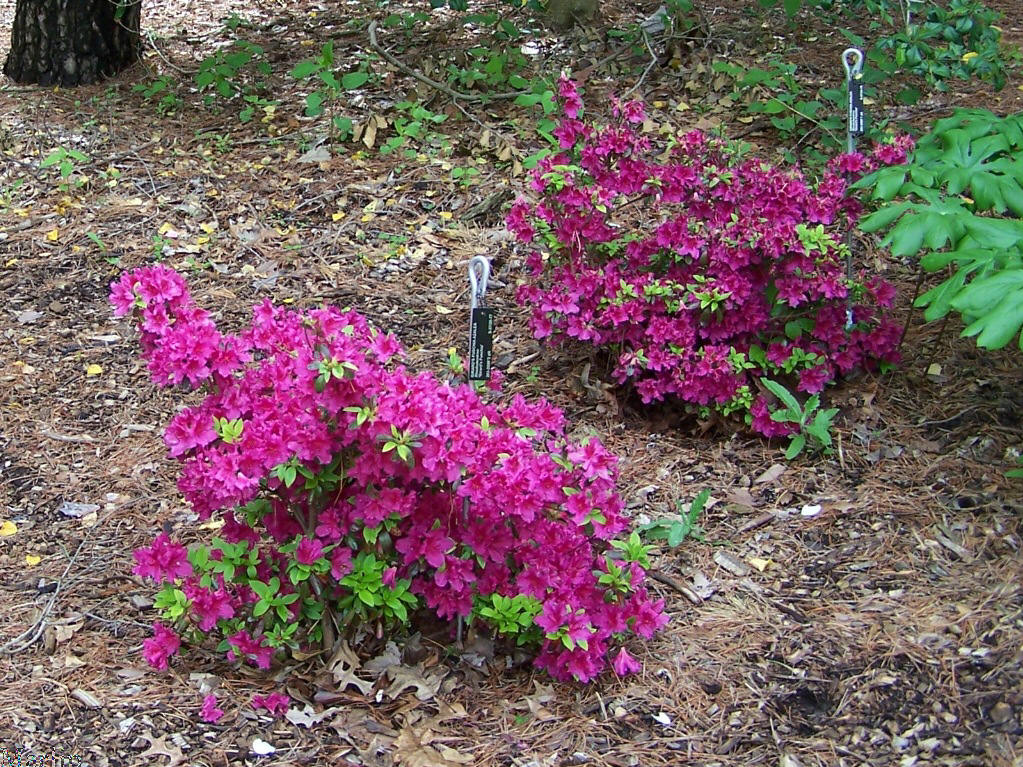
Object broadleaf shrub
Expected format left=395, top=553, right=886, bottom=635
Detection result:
left=856, top=109, right=1023, bottom=351
left=508, top=77, right=907, bottom=435
left=112, top=266, right=666, bottom=684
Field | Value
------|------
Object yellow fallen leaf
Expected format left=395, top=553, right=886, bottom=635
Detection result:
left=200, top=222, right=217, bottom=234
left=86, top=364, right=103, bottom=376
left=438, top=211, right=453, bottom=220
left=927, top=363, right=942, bottom=376
left=45, top=229, right=59, bottom=242
left=652, top=101, right=666, bottom=109
left=331, top=211, right=345, bottom=221
left=25, top=554, right=41, bottom=566
left=961, top=51, right=978, bottom=62
left=196, top=235, right=210, bottom=245
left=747, top=557, right=772, bottom=572
left=6, top=258, right=18, bottom=267
left=435, top=305, right=453, bottom=315
left=0, top=520, right=17, bottom=536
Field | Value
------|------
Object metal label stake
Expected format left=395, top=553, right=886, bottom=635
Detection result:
left=842, top=48, right=865, bottom=329
left=467, top=256, right=494, bottom=381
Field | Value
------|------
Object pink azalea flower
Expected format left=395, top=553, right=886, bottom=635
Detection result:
left=252, top=692, right=290, bottom=717
left=295, top=536, right=324, bottom=565
left=200, top=694, right=224, bottom=724
left=142, top=622, right=181, bottom=671
left=330, top=546, right=354, bottom=579
left=133, top=533, right=192, bottom=584
left=611, top=647, right=642, bottom=676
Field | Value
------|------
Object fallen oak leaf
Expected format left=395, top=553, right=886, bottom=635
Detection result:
left=137, top=731, right=186, bottom=766
left=383, top=663, right=445, bottom=702
left=393, top=726, right=472, bottom=767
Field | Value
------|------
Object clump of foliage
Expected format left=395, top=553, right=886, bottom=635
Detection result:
left=856, top=109, right=1023, bottom=351
left=112, top=266, right=666, bottom=684
left=507, top=78, right=907, bottom=436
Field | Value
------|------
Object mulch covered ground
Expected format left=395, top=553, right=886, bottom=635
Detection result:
left=1, top=0, right=1021, bottom=764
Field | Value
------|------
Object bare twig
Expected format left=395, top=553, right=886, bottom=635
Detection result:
left=624, top=30, right=659, bottom=99
left=0, top=536, right=90, bottom=655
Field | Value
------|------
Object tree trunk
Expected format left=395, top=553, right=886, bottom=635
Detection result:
left=4, top=0, right=141, bottom=86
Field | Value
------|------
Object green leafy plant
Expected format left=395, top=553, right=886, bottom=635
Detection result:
left=473, top=593, right=543, bottom=645
left=874, top=0, right=1008, bottom=91
left=713, top=57, right=846, bottom=150
left=133, top=76, right=183, bottom=116
left=379, top=100, right=448, bottom=156
left=291, top=41, right=372, bottom=142
left=85, top=231, right=107, bottom=253
left=40, top=146, right=90, bottom=192
left=856, top=110, right=1023, bottom=350
left=1008, top=455, right=1023, bottom=480
left=638, top=489, right=710, bottom=547
left=195, top=39, right=277, bottom=123
left=40, top=146, right=89, bottom=180
left=760, top=379, right=839, bottom=459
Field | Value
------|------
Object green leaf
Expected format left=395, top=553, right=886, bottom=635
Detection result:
left=917, top=270, right=969, bottom=322
left=883, top=213, right=929, bottom=258
left=951, top=269, right=1023, bottom=317
left=761, top=378, right=801, bottom=414
left=342, top=71, right=369, bottom=90
left=963, top=217, right=1023, bottom=250
left=858, top=202, right=911, bottom=233
left=291, top=60, right=318, bottom=79
left=305, top=91, right=325, bottom=117
left=40, top=149, right=64, bottom=168
left=873, top=168, right=909, bottom=202
left=954, top=278, right=1023, bottom=349
left=785, top=434, right=806, bottom=460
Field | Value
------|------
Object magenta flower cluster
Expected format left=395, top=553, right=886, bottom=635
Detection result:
left=114, top=266, right=666, bottom=684
left=509, top=78, right=908, bottom=434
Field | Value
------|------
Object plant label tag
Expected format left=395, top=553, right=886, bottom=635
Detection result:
left=468, top=308, right=494, bottom=381
left=848, top=76, right=866, bottom=136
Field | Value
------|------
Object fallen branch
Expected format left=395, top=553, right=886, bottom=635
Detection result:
left=649, top=570, right=702, bottom=604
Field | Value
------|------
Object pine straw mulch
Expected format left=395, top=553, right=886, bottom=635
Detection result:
left=1, top=0, right=1023, bottom=765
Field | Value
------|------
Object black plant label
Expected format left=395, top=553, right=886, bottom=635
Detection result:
left=848, top=76, right=866, bottom=137
left=468, top=308, right=495, bottom=381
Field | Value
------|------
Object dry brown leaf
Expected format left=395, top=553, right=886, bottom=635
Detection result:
left=393, top=727, right=472, bottom=767
left=363, top=119, right=378, bottom=149
left=383, top=664, right=445, bottom=702
left=138, top=732, right=185, bottom=767
left=328, top=641, right=375, bottom=695
left=754, top=464, right=787, bottom=484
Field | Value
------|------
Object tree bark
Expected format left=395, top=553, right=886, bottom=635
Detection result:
left=4, top=0, right=142, bottom=86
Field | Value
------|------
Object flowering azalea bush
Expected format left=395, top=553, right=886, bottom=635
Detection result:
left=113, top=266, right=665, bottom=685
left=508, top=78, right=911, bottom=435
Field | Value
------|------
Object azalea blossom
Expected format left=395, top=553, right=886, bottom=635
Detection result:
left=611, top=647, right=642, bottom=676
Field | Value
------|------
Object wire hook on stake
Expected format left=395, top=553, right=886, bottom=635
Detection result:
left=468, top=256, right=490, bottom=310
